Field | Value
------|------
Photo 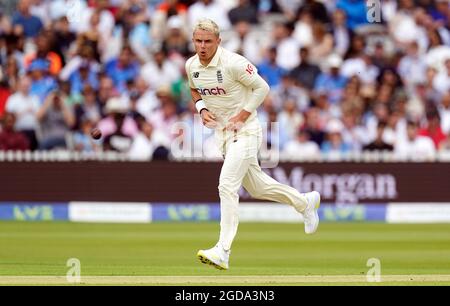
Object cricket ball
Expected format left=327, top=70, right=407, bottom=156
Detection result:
left=91, top=128, right=102, bottom=140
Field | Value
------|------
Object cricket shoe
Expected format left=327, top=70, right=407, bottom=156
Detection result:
left=294, top=191, right=321, bottom=234
left=197, top=244, right=230, bottom=270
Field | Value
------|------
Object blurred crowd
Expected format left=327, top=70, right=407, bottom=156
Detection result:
left=0, top=0, right=449, bottom=161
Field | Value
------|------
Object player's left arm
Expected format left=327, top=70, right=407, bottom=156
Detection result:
left=227, top=58, right=270, bottom=130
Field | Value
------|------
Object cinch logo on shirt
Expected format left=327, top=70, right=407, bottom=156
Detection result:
left=197, top=87, right=227, bottom=96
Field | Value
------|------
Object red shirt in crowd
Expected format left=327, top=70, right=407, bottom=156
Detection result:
left=157, top=2, right=188, bottom=13
left=0, top=130, right=30, bottom=151
left=0, top=87, right=11, bottom=118
left=419, top=127, right=447, bottom=149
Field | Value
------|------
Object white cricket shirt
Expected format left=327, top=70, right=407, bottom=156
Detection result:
left=185, top=46, right=263, bottom=135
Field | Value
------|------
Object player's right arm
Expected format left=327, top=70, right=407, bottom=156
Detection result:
left=190, top=88, right=217, bottom=128
left=185, top=57, right=217, bottom=128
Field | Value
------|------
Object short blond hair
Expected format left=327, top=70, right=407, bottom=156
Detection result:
left=193, top=19, right=220, bottom=37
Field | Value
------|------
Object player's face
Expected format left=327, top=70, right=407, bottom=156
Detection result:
left=192, top=30, right=221, bottom=64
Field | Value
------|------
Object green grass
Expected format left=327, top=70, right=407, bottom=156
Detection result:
left=0, top=222, right=450, bottom=285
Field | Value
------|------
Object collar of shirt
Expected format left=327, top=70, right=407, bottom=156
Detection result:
left=200, top=46, right=223, bottom=68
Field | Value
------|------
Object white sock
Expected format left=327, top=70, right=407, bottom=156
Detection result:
left=219, top=201, right=239, bottom=251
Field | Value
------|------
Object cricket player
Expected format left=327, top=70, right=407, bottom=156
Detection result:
left=186, top=19, right=321, bottom=270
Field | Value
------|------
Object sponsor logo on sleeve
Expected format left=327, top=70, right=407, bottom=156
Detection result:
left=245, top=64, right=254, bottom=75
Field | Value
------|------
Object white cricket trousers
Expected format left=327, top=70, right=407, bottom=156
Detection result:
left=216, top=127, right=307, bottom=251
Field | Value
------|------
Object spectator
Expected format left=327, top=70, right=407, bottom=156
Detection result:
left=308, top=21, right=334, bottom=65
left=152, top=0, right=188, bottom=42
left=407, top=69, right=440, bottom=120
left=58, top=80, right=81, bottom=107
left=147, top=88, right=180, bottom=142
left=277, top=99, right=304, bottom=144
left=53, top=17, right=77, bottom=61
left=49, top=0, right=88, bottom=25
left=171, top=68, right=192, bottom=110
left=302, top=107, right=326, bottom=146
left=224, top=20, right=264, bottom=65
left=321, top=118, right=353, bottom=158
left=257, top=95, right=276, bottom=126
left=28, top=59, right=58, bottom=104
left=331, top=9, right=352, bottom=57
left=60, top=44, right=101, bottom=84
left=260, top=106, right=289, bottom=151
left=68, top=60, right=100, bottom=96
left=363, top=121, right=394, bottom=152
left=0, top=80, right=11, bottom=118
left=377, top=67, right=404, bottom=94
left=97, top=76, right=117, bottom=115
left=314, top=54, right=347, bottom=104
left=162, top=16, right=191, bottom=59
left=340, top=76, right=365, bottom=117
left=381, top=0, right=398, bottom=23
left=293, top=7, right=314, bottom=47
left=11, top=0, right=43, bottom=38
left=397, top=41, right=427, bottom=89
left=0, top=33, right=25, bottom=78
left=271, top=74, right=309, bottom=112
left=98, top=97, right=138, bottom=139
left=438, top=93, right=450, bottom=135
left=314, top=90, right=339, bottom=123
left=117, top=4, right=152, bottom=63
left=297, top=0, right=330, bottom=24
left=419, top=110, right=447, bottom=149
left=23, top=32, right=63, bottom=76
left=430, top=0, right=449, bottom=25
left=276, top=0, right=303, bottom=21
left=5, top=76, right=40, bottom=150
left=76, top=0, right=115, bottom=38
left=371, top=42, right=390, bottom=72
left=73, top=85, right=102, bottom=131
left=272, top=22, right=301, bottom=70
left=289, top=47, right=321, bottom=90
left=141, top=49, right=181, bottom=90
left=188, top=0, right=231, bottom=31
left=0, top=7, right=11, bottom=35
left=341, top=52, right=380, bottom=85
left=36, top=91, right=75, bottom=150
left=282, top=128, right=320, bottom=160
left=228, top=0, right=259, bottom=25
left=336, top=0, right=369, bottom=31
left=0, top=112, right=30, bottom=151
left=383, top=108, right=408, bottom=146
left=105, top=46, right=141, bottom=94
left=340, top=111, right=368, bottom=151
left=388, top=4, right=428, bottom=52
left=101, top=98, right=135, bottom=153
left=432, top=58, right=450, bottom=96
left=257, top=47, right=286, bottom=88
left=344, top=34, right=366, bottom=59
left=72, top=118, right=101, bottom=152
left=128, top=119, right=171, bottom=161
left=3, top=55, right=21, bottom=93
left=395, top=120, right=436, bottom=161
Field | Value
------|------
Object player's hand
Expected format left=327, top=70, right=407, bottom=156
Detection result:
left=200, top=109, right=218, bottom=128
left=226, top=110, right=251, bottom=131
